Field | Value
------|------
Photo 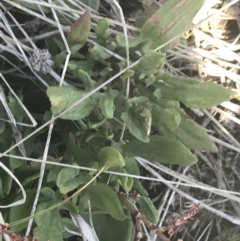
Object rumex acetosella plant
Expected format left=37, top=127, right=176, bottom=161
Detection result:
left=0, top=0, right=238, bottom=241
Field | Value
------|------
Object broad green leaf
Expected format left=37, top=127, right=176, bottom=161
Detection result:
left=56, top=167, right=79, bottom=186
left=151, top=104, right=181, bottom=130
left=121, top=106, right=151, bottom=143
left=172, top=117, right=218, bottom=152
left=47, top=86, right=96, bottom=120
left=56, top=166, right=91, bottom=194
left=33, top=199, right=65, bottom=241
left=139, top=0, right=206, bottom=51
left=59, top=175, right=92, bottom=194
left=123, top=135, right=197, bottom=166
left=96, top=18, right=110, bottom=40
left=75, top=69, right=95, bottom=90
left=158, top=72, right=199, bottom=86
left=87, top=182, right=126, bottom=221
left=80, top=0, right=100, bottom=11
left=40, top=187, right=55, bottom=200
left=137, top=196, right=159, bottom=224
left=99, top=95, right=115, bottom=119
left=67, top=9, right=91, bottom=46
left=9, top=189, right=36, bottom=232
left=159, top=82, right=235, bottom=108
left=134, top=50, right=165, bottom=74
left=98, top=146, right=125, bottom=170
left=81, top=213, right=134, bottom=241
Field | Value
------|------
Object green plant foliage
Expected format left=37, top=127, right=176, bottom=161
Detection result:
left=123, top=135, right=197, bottom=166
left=151, top=104, right=181, bottom=130
left=121, top=105, right=151, bottom=143
left=98, top=146, right=125, bottom=170
left=33, top=199, right=65, bottom=241
left=9, top=190, right=36, bottom=232
left=139, top=0, right=207, bottom=51
left=110, top=167, right=134, bottom=192
left=137, top=196, right=159, bottom=224
left=96, top=18, right=111, bottom=41
left=86, top=182, right=126, bottom=221
left=67, top=9, right=91, bottom=46
left=124, top=157, right=148, bottom=196
left=80, top=0, right=100, bottom=11
left=81, top=212, right=135, bottom=241
left=158, top=81, right=235, bottom=108
left=74, top=69, right=95, bottom=90
left=47, top=86, right=96, bottom=120
left=99, top=94, right=115, bottom=119
left=134, top=50, right=165, bottom=74
left=89, top=44, right=112, bottom=61
left=56, top=166, right=91, bottom=194
left=1, top=1, right=237, bottom=241
left=172, top=117, right=218, bottom=152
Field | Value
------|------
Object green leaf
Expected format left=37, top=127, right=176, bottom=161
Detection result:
left=40, top=187, right=55, bottom=200
left=98, top=146, right=125, bottom=170
left=120, top=69, right=135, bottom=81
left=99, top=95, right=115, bottom=119
left=123, top=135, right=197, bottom=166
left=134, top=50, right=165, bottom=74
left=8, top=95, right=26, bottom=118
left=137, top=196, right=159, bottom=224
left=9, top=189, right=36, bottom=232
left=80, top=0, right=100, bottom=11
left=56, top=166, right=91, bottom=194
left=33, top=200, right=65, bottom=241
left=139, top=0, right=206, bottom=51
left=81, top=212, right=134, bottom=241
left=151, top=104, right=181, bottom=130
left=47, top=86, right=96, bottom=120
left=124, top=157, right=148, bottom=196
left=110, top=167, right=133, bottom=193
left=87, top=182, right=126, bottom=221
left=15, top=0, right=51, bottom=13
left=128, top=96, right=149, bottom=106
left=160, top=82, right=235, bottom=108
left=74, top=69, right=95, bottom=90
left=67, top=9, right=91, bottom=46
left=172, top=117, right=218, bottom=152
left=134, top=2, right=159, bottom=28
left=89, top=44, right=111, bottom=61
left=116, top=34, right=144, bottom=48
left=121, top=106, right=151, bottom=143
left=96, top=18, right=110, bottom=40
